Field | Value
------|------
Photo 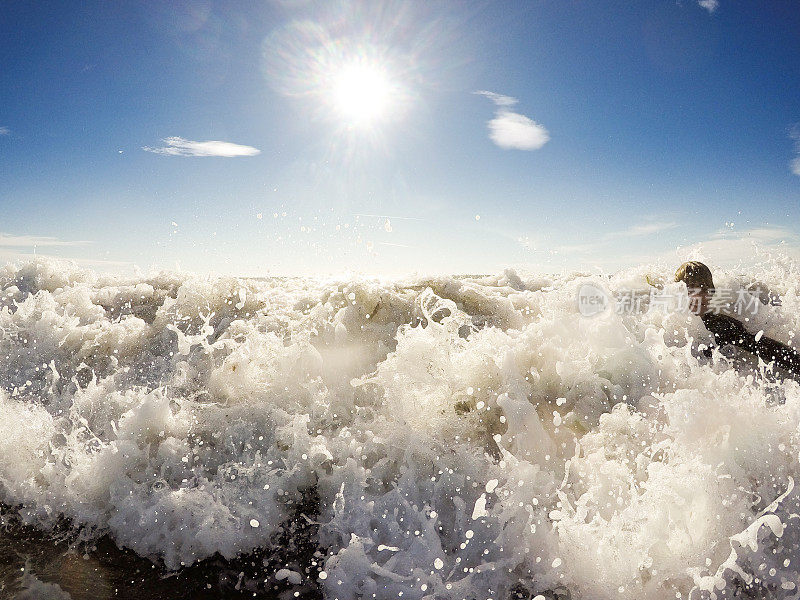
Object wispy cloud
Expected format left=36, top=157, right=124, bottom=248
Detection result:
left=0, top=249, right=132, bottom=271
left=790, top=125, right=800, bottom=176
left=536, top=220, right=676, bottom=252
left=666, top=226, right=800, bottom=267
left=378, top=242, right=412, bottom=248
left=698, top=0, right=719, bottom=13
left=551, top=241, right=600, bottom=255
left=518, top=219, right=679, bottom=264
left=353, top=213, right=425, bottom=221
left=604, top=221, right=677, bottom=240
left=526, top=225, right=800, bottom=273
left=474, top=90, right=550, bottom=151
left=143, top=137, right=261, bottom=157
left=0, top=126, right=10, bottom=136
left=0, top=233, right=91, bottom=247
left=0, top=233, right=140, bottom=275
left=473, top=91, right=517, bottom=107
left=708, top=225, right=797, bottom=244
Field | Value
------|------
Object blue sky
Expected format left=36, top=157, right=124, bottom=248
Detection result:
left=2, top=1, right=799, bottom=276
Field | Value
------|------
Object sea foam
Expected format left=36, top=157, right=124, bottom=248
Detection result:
left=2, top=256, right=800, bottom=599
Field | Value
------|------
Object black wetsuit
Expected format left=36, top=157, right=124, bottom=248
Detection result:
left=701, top=312, right=800, bottom=378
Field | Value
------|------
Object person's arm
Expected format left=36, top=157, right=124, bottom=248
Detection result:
left=752, top=335, right=800, bottom=377
left=703, top=313, right=800, bottom=378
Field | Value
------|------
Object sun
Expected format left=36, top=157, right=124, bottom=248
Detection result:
left=329, top=61, right=395, bottom=127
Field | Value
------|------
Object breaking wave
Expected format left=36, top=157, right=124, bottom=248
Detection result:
left=2, top=256, right=800, bottom=599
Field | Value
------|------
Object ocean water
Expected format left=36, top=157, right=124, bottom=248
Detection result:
left=2, top=256, right=800, bottom=600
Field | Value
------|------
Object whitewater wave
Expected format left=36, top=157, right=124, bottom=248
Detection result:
left=2, top=256, right=800, bottom=599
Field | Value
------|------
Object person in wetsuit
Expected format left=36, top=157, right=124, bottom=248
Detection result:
left=675, top=261, right=800, bottom=378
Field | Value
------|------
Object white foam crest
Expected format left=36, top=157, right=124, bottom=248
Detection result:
left=2, top=257, right=800, bottom=598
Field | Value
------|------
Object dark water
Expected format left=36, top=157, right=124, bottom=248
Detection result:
left=0, top=506, right=322, bottom=600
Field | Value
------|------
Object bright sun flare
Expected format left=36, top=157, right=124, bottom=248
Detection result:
left=330, top=62, right=394, bottom=126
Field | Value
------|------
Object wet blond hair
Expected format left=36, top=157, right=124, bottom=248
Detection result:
left=674, top=261, right=714, bottom=292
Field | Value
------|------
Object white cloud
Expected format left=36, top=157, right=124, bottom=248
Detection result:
left=475, top=90, right=549, bottom=151
left=0, top=233, right=91, bottom=247
left=488, top=112, right=550, bottom=151
left=0, top=126, right=10, bottom=135
left=698, top=0, right=719, bottom=13
left=143, top=137, right=261, bottom=157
